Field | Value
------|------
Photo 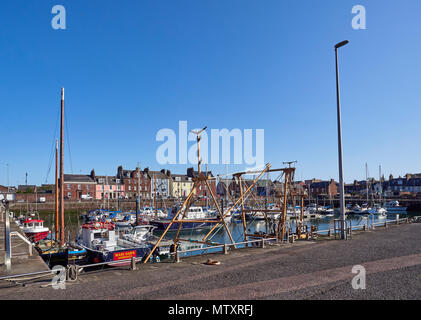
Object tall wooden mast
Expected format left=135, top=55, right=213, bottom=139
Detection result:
left=59, top=88, right=65, bottom=246
left=55, top=139, right=59, bottom=242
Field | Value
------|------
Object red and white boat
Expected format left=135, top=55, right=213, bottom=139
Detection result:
left=21, top=219, right=50, bottom=243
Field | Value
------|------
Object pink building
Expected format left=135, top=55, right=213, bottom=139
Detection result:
left=95, top=176, right=125, bottom=200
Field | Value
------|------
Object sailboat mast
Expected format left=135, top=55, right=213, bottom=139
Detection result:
left=55, top=139, right=59, bottom=242
left=379, top=165, right=382, bottom=202
left=59, top=88, right=65, bottom=247
left=365, top=163, right=369, bottom=204
left=154, top=174, right=157, bottom=217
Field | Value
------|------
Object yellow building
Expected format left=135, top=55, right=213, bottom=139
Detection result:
left=170, top=174, right=194, bottom=198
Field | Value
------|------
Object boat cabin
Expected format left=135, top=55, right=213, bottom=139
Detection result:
left=81, top=223, right=117, bottom=251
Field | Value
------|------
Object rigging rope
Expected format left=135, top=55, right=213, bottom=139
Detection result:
left=64, top=105, right=74, bottom=174
left=44, top=107, right=60, bottom=183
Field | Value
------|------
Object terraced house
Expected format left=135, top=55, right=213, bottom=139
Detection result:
left=170, top=174, right=194, bottom=198
left=63, top=171, right=96, bottom=200
left=117, top=165, right=150, bottom=199
left=95, top=174, right=124, bottom=200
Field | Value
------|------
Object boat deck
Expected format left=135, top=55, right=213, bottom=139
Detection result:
left=0, top=214, right=50, bottom=277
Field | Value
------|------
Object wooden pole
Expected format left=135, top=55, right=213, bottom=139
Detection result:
left=202, top=164, right=271, bottom=243
left=205, top=179, right=236, bottom=248
left=55, top=139, right=59, bottom=242
left=143, top=182, right=197, bottom=263
left=238, top=176, right=247, bottom=242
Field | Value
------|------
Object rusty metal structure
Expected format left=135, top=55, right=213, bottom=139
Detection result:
left=143, top=127, right=271, bottom=263
left=234, top=165, right=302, bottom=242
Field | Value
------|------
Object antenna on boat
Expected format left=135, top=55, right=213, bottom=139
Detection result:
left=190, top=126, right=207, bottom=175
left=283, top=161, right=297, bottom=168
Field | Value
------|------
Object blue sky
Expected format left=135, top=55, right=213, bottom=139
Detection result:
left=1, top=0, right=420, bottom=186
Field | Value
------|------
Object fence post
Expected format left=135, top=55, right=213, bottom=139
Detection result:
left=130, top=257, right=137, bottom=271
left=4, top=201, right=11, bottom=273
left=261, top=238, right=266, bottom=248
left=174, top=251, right=180, bottom=263
left=223, top=244, right=229, bottom=255
left=396, top=214, right=399, bottom=225
left=290, top=234, right=295, bottom=244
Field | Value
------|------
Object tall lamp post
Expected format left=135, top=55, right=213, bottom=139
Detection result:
left=334, top=40, right=349, bottom=240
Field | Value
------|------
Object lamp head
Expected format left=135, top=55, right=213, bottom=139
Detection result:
left=335, top=40, right=349, bottom=49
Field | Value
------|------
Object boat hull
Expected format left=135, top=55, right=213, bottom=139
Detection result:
left=150, top=219, right=219, bottom=231
left=25, top=231, right=50, bottom=243
left=86, top=246, right=150, bottom=266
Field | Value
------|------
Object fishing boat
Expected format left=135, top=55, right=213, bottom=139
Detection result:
left=21, top=218, right=50, bottom=243
left=120, top=225, right=172, bottom=257
left=77, top=221, right=152, bottom=266
left=245, top=210, right=267, bottom=221
left=36, top=239, right=87, bottom=267
left=385, top=201, right=407, bottom=213
left=366, top=205, right=387, bottom=215
left=150, top=206, right=219, bottom=231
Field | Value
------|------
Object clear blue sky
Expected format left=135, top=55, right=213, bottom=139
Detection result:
left=1, top=0, right=420, bottom=186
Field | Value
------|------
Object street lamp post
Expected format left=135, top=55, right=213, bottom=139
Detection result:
left=334, top=40, right=349, bottom=240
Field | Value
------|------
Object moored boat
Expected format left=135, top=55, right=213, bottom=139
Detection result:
left=21, top=219, right=50, bottom=243
left=385, top=201, right=407, bottom=213
left=77, top=221, right=152, bottom=266
left=150, top=206, right=219, bottom=231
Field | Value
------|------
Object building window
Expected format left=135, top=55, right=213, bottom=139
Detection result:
left=78, top=184, right=81, bottom=190
left=116, top=179, right=120, bottom=184
left=68, top=192, right=72, bottom=197
left=87, top=185, right=90, bottom=191
left=110, top=186, right=113, bottom=190
left=128, top=186, right=131, bottom=191
left=67, top=184, right=71, bottom=190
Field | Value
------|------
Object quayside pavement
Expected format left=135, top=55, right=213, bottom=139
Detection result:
left=0, top=223, right=420, bottom=300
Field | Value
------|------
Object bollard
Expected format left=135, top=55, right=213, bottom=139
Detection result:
left=363, top=225, right=366, bottom=231
left=261, top=239, right=266, bottom=248
left=223, top=244, right=229, bottom=255
left=384, top=221, right=387, bottom=228
left=290, top=234, right=295, bottom=244
left=130, top=257, right=137, bottom=271
left=327, top=229, right=331, bottom=237
left=174, top=251, right=180, bottom=263
left=396, top=214, right=399, bottom=225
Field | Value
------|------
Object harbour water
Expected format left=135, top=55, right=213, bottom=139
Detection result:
left=156, top=210, right=421, bottom=258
